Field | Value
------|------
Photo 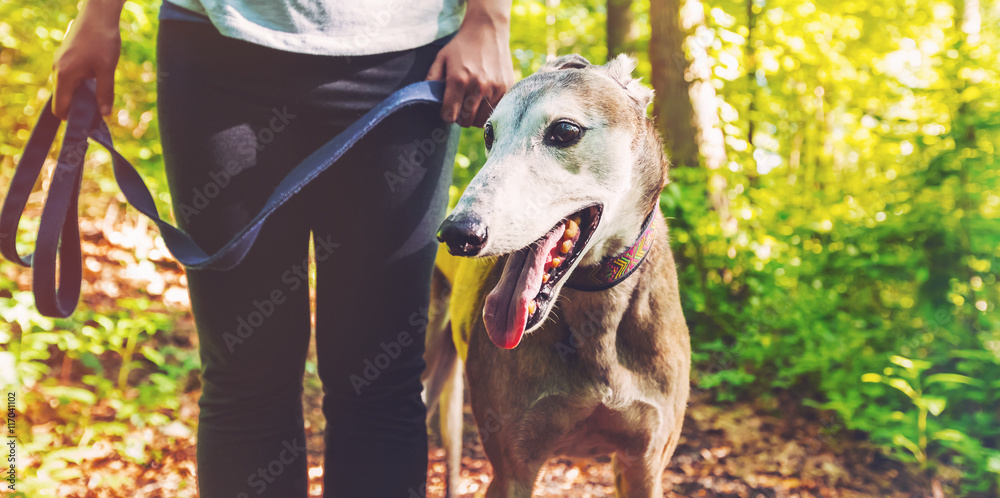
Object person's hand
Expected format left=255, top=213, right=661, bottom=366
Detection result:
left=425, top=3, right=515, bottom=128
left=51, top=0, right=126, bottom=120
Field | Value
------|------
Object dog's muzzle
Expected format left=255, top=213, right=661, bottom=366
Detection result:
left=437, top=214, right=488, bottom=256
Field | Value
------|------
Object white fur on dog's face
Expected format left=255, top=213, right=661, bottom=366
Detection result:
left=447, top=54, right=665, bottom=339
left=460, top=93, right=631, bottom=265
left=452, top=54, right=658, bottom=266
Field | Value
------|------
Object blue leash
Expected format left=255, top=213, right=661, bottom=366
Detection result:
left=0, top=79, right=447, bottom=318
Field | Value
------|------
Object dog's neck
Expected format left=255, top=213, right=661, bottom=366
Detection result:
left=551, top=215, right=677, bottom=384
left=565, top=208, right=656, bottom=291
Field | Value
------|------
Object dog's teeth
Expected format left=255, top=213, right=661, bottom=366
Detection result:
left=565, top=219, right=579, bottom=239
left=542, top=273, right=550, bottom=283
left=560, top=240, right=573, bottom=254
left=528, top=300, right=537, bottom=314
left=551, top=256, right=562, bottom=268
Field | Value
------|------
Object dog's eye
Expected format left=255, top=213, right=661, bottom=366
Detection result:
left=545, top=121, right=583, bottom=147
left=484, top=123, right=495, bottom=151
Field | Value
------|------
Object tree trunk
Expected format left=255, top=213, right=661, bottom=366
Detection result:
left=607, top=0, right=636, bottom=59
left=955, top=0, right=979, bottom=336
left=920, top=0, right=980, bottom=336
left=649, top=0, right=699, bottom=168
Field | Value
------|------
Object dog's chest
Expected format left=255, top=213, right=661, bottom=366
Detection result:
left=546, top=400, right=661, bottom=459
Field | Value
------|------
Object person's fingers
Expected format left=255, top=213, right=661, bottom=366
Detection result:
left=498, top=74, right=514, bottom=101
left=95, top=68, right=115, bottom=116
left=52, top=71, right=82, bottom=120
left=425, top=52, right=445, bottom=82
left=441, top=71, right=468, bottom=124
left=456, top=84, right=482, bottom=128
left=470, top=81, right=501, bottom=128
left=473, top=99, right=492, bottom=128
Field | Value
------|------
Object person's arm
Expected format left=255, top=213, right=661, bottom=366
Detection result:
left=51, top=0, right=127, bottom=119
left=425, top=0, right=514, bottom=128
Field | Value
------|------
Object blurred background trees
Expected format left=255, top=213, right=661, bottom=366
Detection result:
left=1, top=0, right=998, bottom=495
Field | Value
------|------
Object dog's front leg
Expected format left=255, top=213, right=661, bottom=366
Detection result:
left=477, top=394, right=589, bottom=497
left=484, top=456, right=544, bottom=498
left=611, top=452, right=665, bottom=498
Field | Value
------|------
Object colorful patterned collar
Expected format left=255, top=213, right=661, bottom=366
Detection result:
left=565, top=210, right=656, bottom=291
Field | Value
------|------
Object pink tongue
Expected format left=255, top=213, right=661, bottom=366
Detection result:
left=484, top=224, right=566, bottom=348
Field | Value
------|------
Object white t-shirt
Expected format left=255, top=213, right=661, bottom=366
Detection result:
left=165, top=0, right=466, bottom=56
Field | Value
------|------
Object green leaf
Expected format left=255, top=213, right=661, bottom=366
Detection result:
left=889, top=355, right=932, bottom=375
left=41, top=385, right=97, bottom=405
left=924, top=373, right=978, bottom=386
left=141, top=345, right=166, bottom=366
left=892, top=433, right=923, bottom=459
left=988, top=454, right=1000, bottom=474
left=890, top=355, right=914, bottom=369
left=888, top=378, right=917, bottom=399
left=861, top=373, right=882, bottom=383
left=932, top=429, right=967, bottom=442
left=915, top=396, right=947, bottom=416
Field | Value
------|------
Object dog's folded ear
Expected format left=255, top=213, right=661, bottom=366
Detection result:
left=539, top=54, right=592, bottom=72
left=604, top=54, right=655, bottom=111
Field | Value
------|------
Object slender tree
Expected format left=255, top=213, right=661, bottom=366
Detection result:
left=954, top=0, right=980, bottom=337
left=607, top=0, right=636, bottom=58
left=649, top=0, right=733, bottom=228
left=649, top=0, right=698, bottom=168
left=920, top=0, right=981, bottom=349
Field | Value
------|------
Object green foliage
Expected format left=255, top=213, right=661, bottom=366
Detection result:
left=659, top=0, right=1000, bottom=492
left=860, top=355, right=1000, bottom=489
left=1, top=273, right=200, bottom=494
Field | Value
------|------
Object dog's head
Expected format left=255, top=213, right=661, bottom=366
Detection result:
left=437, top=54, right=669, bottom=349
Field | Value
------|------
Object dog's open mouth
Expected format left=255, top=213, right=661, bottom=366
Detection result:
left=483, top=204, right=602, bottom=349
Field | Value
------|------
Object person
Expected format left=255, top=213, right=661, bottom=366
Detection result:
left=50, top=0, right=514, bottom=495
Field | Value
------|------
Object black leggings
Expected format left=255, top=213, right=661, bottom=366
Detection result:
left=156, top=20, right=457, bottom=498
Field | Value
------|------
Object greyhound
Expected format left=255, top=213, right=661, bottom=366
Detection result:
left=422, top=54, right=690, bottom=497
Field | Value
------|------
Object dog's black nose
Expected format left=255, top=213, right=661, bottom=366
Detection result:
left=437, top=215, right=488, bottom=256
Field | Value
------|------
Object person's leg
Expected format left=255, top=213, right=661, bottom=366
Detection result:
left=157, top=20, right=316, bottom=498
left=294, top=41, right=458, bottom=496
